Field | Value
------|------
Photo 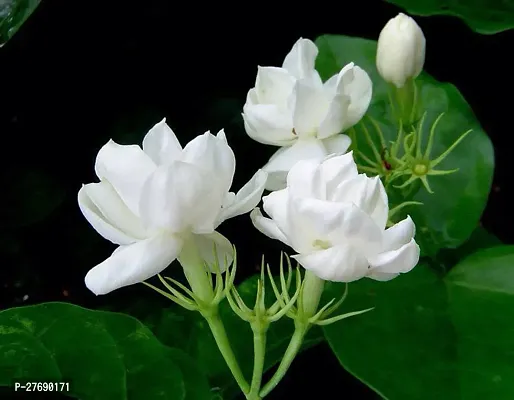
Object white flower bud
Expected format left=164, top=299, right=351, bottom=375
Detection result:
left=376, top=13, right=426, bottom=88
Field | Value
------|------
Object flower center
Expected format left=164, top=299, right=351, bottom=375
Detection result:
left=412, top=163, right=428, bottom=176
left=312, top=239, right=332, bottom=250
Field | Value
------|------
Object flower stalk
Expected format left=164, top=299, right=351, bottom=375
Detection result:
left=248, top=322, right=267, bottom=400
left=178, top=238, right=215, bottom=304
left=204, top=310, right=250, bottom=395
left=146, top=244, right=251, bottom=395
left=392, top=78, right=419, bottom=127
left=259, top=320, right=309, bottom=398
left=224, top=254, right=302, bottom=399
left=256, top=264, right=372, bottom=398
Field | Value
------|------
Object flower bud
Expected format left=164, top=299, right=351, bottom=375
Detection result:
left=376, top=13, right=426, bottom=88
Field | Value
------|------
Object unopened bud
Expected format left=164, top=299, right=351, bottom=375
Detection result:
left=376, top=13, right=426, bottom=88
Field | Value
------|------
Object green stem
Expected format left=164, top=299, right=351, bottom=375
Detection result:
left=248, top=323, right=268, bottom=400
left=361, top=121, right=382, bottom=166
left=179, top=238, right=214, bottom=304
left=394, top=78, right=416, bottom=128
left=204, top=311, right=250, bottom=394
left=179, top=238, right=249, bottom=394
left=259, top=322, right=309, bottom=398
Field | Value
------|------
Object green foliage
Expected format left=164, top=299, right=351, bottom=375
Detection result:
left=386, top=0, right=514, bottom=34
left=323, top=246, right=514, bottom=399
left=0, top=0, right=40, bottom=46
left=0, top=302, right=212, bottom=400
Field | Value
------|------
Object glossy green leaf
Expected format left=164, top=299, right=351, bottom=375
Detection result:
left=322, top=266, right=458, bottom=398
left=386, top=0, right=514, bottom=34
left=0, top=302, right=211, bottom=400
left=315, top=35, right=494, bottom=256
left=167, top=349, right=212, bottom=400
left=141, top=275, right=324, bottom=399
left=444, top=246, right=514, bottom=398
left=437, top=226, right=502, bottom=272
left=0, top=0, right=40, bottom=46
left=323, top=245, right=514, bottom=399
left=0, top=168, right=65, bottom=228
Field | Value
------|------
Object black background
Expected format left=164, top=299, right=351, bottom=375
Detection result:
left=0, top=0, right=512, bottom=399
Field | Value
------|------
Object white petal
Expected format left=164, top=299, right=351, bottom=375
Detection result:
left=263, top=138, right=328, bottom=190
left=282, top=38, right=322, bottom=83
left=382, top=216, right=416, bottom=251
left=85, top=233, right=183, bottom=295
left=289, top=197, right=383, bottom=255
left=365, top=271, right=399, bottom=281
left=292, top=244, right=369, bottom=282
left=333, top=175, right=388, bottom=230
left=324, top=63, right=356, bottom=96
left=242, top=104, right=295, bottom=146
left=324, top=64, right=372, bottom=131
left=255, top=66, right=295, bottom=105
left=323, top=74, right=339, bottom=94
left=139, top=162, right=223, bottom=234
left=367, top=238, right=420, bottom=276
left=94, top=140, right=156, bottom=216
left=321, top=134, right=352, bottom=155
left=78, top=184, right=136, bottom=245
left=142, top=118, right=182, bottom=166
left=263, top=171, right=289, bottom=192
left=287, top=197, right=340, bottom=252
left=78, top=182, right=147, bottom=244
left=262, top=188, right=291, bottom=237
left=341, top=65, right=373, bottom=130
left=331, top=173, right=366, bottom=204
left=318, top=94, right=351, bottom=139
left=331, top=174, right=388, bottom=230
left=222, top=192, right=236, bottom=209
left=250, top=208, right=290, bottom=246
left=319, top=152, right=358, bottom=200
left=367, top=177, right=389, bottom=230
left=335, top=63, right=358, bottom=93
left=286, top=158, right=325, bottom=200
left=216, top=129, right=228, bottom=142
left=193, top=231, right=234, bottom=273
left=245, top=88, right=259, bottom=107
left=180, top=131, right=235, bottom=194
left=218, top=169, right=268, bottom=223
left=290, top=79, right=329, bottom=137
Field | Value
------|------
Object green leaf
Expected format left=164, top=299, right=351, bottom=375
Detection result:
left=143, top=275, right=325, bottom=399
left=386, top=0, right=514, bottom=35
left=323, top=246, right=514, bottom=399
left=0, top=302, right=194, bottom=400
left=322, top=266, right=458, bottom=398
left=0, top=0, right=41, bottom=46
left=167, top=348, right=212, bottom=400
left=451, top=225, right=502, bottom=256
left=0, top=168, right=65, bottom=228
left=437, top=226, right=502, bottom=271
left=444, top=246, right=514, bottom=398
left=315, top=35, right=494, bottom=256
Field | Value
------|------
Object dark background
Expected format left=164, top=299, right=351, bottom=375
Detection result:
left=0, top=0, right=512, bottom=399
